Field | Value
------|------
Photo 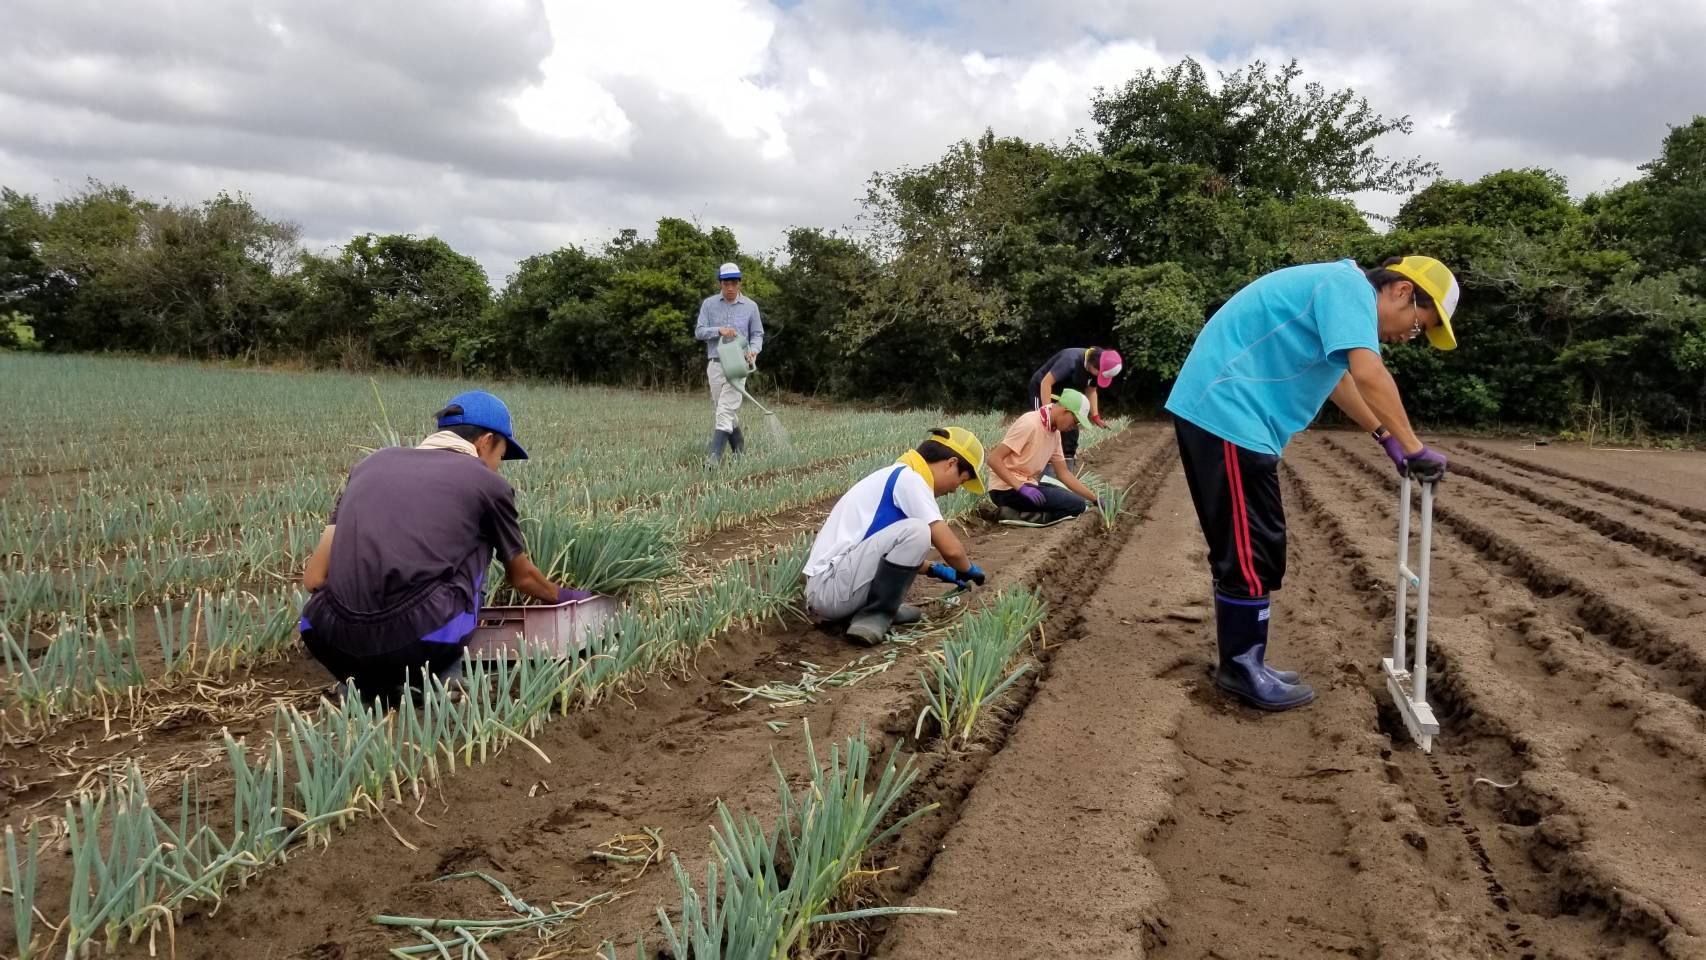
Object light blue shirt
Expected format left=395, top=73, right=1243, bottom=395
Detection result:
left=695, top=293, right=764, bottom=358
left=1165, top=260, right=1379, bottom=456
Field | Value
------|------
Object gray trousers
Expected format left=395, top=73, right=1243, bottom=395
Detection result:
left=707, top=359, right=744, bottom=432
left=805, top=518, right=931, bottom=620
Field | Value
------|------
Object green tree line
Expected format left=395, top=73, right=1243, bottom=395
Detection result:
left=4, top=58, right=1704, bottom=435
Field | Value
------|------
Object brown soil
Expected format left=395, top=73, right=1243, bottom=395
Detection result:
left=9, top=425, right=1706, bottom=960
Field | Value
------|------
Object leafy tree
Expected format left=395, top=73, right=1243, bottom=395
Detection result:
left=486, top=246, right=613, bottom=379
left=297, top=234, right=490, bottom=370
left=1589, top=116, right=1706, bottom=286
left=1395, top=168, right=1578, bottom=235
left=1090, top=58, right=1438, bottom=198
left=763, top=227, right=876, bottom=394
left=1, top=311, right=41, bottom=351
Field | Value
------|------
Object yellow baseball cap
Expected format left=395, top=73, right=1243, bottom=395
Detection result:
left=928, top=426, right=986, bottom=495
left=1385, top=256, right=1460, bottom=351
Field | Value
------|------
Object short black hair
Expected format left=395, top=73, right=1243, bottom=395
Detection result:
left=1366, top=257, right=1436, bottom=311
left=916, top=429, right=974, bottom=479
left=1085, top=346, right=1105, bottom=367
left=433, top=405, right=497, bottom=445
left=442, top=424, right=496, bottom=444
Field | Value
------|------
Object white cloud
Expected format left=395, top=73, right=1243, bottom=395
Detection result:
left=1, top=0, right=1700, bottom=282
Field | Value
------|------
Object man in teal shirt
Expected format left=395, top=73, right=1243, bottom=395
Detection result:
left=1166, top=256, right=1458, bottom=711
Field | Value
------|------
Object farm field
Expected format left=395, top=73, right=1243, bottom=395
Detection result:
left=3, top=353, right=1705, bottom=959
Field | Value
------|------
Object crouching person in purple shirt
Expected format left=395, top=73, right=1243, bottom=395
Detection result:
left=299, top=390, right=573, bottom=705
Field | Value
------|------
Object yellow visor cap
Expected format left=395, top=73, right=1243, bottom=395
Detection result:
left=932, top=426, right=986, bottom=495
left=1387, top=255, right=1460, bottom=351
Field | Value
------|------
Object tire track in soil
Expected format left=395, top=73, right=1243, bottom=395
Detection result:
left=1289, top=438, right=1706, bottom=958
left=86, top=428, right=1169, bottom=960
left=1317, top=434, right=1706, bottom=711
left=1453, top=441, right=1706, bottom=526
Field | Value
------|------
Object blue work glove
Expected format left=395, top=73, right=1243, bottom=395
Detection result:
left=1404, top=445, right=1449, bottom=482
left=1017, top=483, right=1047, bottom=506
left=556, top=586, right=594, bottom=604
left=926, top=562, right=960, bottom=584
left=1377, top=434, right=1406, bottom=475
left=958, top=563, right=986, bottom=587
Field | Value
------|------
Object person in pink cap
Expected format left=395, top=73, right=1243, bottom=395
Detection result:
left=1027, top=346, right=1122, bottom=473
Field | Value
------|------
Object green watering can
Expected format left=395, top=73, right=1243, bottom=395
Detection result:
left=715, top=335, right=776, bottom=415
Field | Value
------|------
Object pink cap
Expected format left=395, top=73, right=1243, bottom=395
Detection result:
left=1096, top=349, right=1123, bottom=388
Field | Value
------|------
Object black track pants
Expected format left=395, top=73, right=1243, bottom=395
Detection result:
left=1173, top=416, right=1285, bottom=600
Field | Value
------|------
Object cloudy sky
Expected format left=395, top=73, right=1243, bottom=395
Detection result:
left=3, top=0, right=1701, bottom=282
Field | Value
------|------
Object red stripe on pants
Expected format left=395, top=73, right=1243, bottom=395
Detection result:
left=1223, top=440, right=1265, bottom=597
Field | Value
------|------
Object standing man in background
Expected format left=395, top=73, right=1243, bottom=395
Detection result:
left=695, top=261, right=764, bottom=465
left=1165, top=256, right=1458, bottom=713
left=1028, top=346, right=1122, bottom=474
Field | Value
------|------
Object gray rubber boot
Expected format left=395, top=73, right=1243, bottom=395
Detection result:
left=728, top=425, right=745, bottom=454
left=707, top=429, right=730, bottom=465
left=997, top=505, right=1051, bottom=524
left=893, top=604, right=923, bottom=625
left=846, top=559, right=921, bottom=646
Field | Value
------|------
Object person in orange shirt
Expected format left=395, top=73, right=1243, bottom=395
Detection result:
left=985, top=388, right=1102, bottom=524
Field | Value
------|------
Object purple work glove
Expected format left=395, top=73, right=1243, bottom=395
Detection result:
left=556, top=587, right=594, bottom=604
left=1017, top=483, right=1047, bottom=506
left=1403, top=445, right=1449, bottom=483
left=1377, top=434, right=1406, bottom=475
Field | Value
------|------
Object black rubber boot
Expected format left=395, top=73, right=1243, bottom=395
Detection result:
left=846, top=559, right=921, bottom=646
left=1213, top=594, right=1313, bottom=711
left=728, top=425, right=745, bottom=455
left=707, top=429, right=731, bottom=465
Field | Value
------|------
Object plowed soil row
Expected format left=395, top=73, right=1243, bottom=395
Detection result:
left=1288, top=435, right=1706, bottom=958
left=90, top=426, right=1170, bottom=959
left=0, top=474, right=843, bottom=832
left=878, top=433, right=1704, bottom=960
left=15, top=429, right=1705, bottom=960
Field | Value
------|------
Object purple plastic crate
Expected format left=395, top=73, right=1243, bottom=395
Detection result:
left=465, top=594, right=619, bottom=659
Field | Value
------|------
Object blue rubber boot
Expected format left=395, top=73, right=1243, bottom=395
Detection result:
left=707, top=429, right=730, bottom=465
left=1205, top=591, right=1296, bottom=682
left=1214, top=594, right=1314, bottom=711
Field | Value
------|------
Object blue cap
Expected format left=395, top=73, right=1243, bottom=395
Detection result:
left=437, top=390, right=528, bottom=460
left=717, top=261, right=742, bottom=280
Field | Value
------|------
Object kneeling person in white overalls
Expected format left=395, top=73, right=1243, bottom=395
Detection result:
left=805, top=428, right=989, bottom=645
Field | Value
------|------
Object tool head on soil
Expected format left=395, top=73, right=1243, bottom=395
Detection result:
left=1385, top=474, right=1441, bottom=752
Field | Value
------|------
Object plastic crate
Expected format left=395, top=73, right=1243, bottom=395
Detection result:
left=465, top=594, right=619, bottom=659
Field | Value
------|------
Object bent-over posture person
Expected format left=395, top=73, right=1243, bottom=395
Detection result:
left=804, top=428, right=988, bottom=645
left=1028, top=346, right=1122, bottom=474
left=986, top=388, right=1102, bottom=524
left=1165, top=256, right=1458, bottom=712
left=299, top=391, right=579, bottom=704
